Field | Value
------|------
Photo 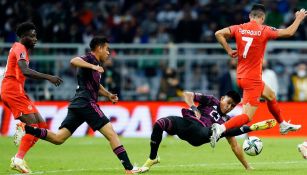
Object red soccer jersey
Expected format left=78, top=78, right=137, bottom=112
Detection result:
left=229, top=20, right=278, bottom=80
left=2, top=42, right=29, bottom=94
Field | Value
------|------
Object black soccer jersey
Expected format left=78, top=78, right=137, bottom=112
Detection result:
left=69, top=53, right=101, bottom=107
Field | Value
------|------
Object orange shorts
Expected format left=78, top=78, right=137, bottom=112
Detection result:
left=237, top=78, right=264, bottom=106
left=1, top=92, right=38, bottom=119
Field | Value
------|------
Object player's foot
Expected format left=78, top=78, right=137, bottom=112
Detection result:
left=279, top=121, right=301, bottom=135
left=250, top=119, right=277, bottom=131
left=298, top=144, right=307, bottom=159
left=140, top=156, right=160, bottom=173
left=125, top=167, right=141, bottom=174
left=10, top=156, right=32, bottom=174
left=210, top=123, right=223, bottom=148
left=14, top=123, right=26, bottom=146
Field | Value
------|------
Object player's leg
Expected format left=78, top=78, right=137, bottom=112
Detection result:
left=141, top=116, right=182, bottom=172
left=221, top=119, right=277, bottom=138
left=262, top=83, right=301, bottom=134
left=210, top=79, right=262, bottom=148
left=84, top=103, right=139, bottom=174
left=15, top=108, right=82, bottom=145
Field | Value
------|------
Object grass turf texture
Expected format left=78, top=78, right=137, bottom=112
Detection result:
left=0, top=137, right=306, bottom=175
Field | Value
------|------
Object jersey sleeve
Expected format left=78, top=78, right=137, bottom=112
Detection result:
left=229, top=25, right=239, bottom=38
left=80, top=55, right=93, bottom=64
left=193, top=93, right=213, bottom=105
left=264, top=26, right=278, bottom=40
left=12, top=46, right=28, bottom=62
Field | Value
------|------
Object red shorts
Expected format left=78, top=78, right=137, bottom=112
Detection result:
left=237, top=78, right=264, bottom=106
left=1, top=92, right=38, bottom=119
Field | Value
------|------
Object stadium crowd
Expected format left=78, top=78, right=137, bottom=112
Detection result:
left=0, top=0, right=307, bottom=101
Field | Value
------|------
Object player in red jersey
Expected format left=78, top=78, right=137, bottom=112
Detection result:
left=210, top=4, right=306, bottom=147
left=1, top=22, right=63, bottom=173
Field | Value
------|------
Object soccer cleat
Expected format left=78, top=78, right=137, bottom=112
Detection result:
left=298, top=144, right=307, bottom=159
left=10, top=157, right=32, bottom=174
left=14, top=122, right=26, bottom=146
left=210, top=123, right=223, bottom=148
left=125, top=167, right=141, bottom=174
left=140, top=156, right=160, bottom=173
left=279, top=121, right=301, bottom=135
left=250, top=119, right=277, bottom=131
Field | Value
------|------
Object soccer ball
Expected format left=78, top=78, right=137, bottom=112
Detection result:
left=243, top=136, right=263, bottom=156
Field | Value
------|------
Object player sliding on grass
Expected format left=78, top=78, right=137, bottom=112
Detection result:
left=14, top=36, right=140, bottom=174
left=211, top=4, right=305, bottom=148
left=1, top=22, right=63, bottom=174
left=139, top=90, right=277, bottom=173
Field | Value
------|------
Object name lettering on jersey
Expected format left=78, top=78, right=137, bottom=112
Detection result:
left=239, top=28, right=261, bottom=36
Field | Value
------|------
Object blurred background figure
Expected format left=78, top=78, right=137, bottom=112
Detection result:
left=288, top=61, right=307, bottom=101
left=157, top=67, right=182, bottom=101
left=219, top=59, right=242, bottom=97
left=262, top=59, right=279, bottom=99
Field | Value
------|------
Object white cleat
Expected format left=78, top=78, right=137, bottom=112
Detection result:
left=140, top=156, right=160, bottom=173
left=298, top=144, right=307, bottom=159
left=10, top=157, right=31, bottom=174
left=279, top=121, right=301, bottom=135
left=125, top=167, right=141, bottom=174
left=14, top=123, right=26, bottom=146
left=210, top=123, right=223, bottom=148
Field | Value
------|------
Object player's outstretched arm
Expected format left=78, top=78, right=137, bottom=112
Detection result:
left=99, top=84, right=118, bottom=103
left=215, top=28, right=238, bottom=58
left=226, top=137, right=253, bottom=170
left=277, top=8, right=307, bottom=38
left=70, top=57, right=104, bottom=73
left=18, top=60, right=63, bottom=86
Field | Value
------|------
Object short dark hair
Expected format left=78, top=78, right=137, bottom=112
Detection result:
left=250, top=4, right=266, bottom=17
left=16, top=22, right=36, bottom=38
left=225, top=90, right=241, bottom=104
left=90, top=36, right=109, bottom=51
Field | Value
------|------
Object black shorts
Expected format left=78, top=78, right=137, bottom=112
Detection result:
left=59, top=103, right=110, bottom=134
left=167, top=116, right=211, bottom=146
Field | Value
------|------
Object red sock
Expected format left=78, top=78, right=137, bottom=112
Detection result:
left=224, top=114, right=249, bottom=130
left=267, top=98, right=283, bottom=123
left=15, top=124, right=39, bottom=159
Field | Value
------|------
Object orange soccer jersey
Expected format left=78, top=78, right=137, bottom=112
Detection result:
left=1, top=42, right=38, bottom=118
left=229, top=21, right=278, bottom=81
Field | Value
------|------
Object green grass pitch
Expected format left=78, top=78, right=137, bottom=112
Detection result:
left=0, top=136, right=306, bottom=175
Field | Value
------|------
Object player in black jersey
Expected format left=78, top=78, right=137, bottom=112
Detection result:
left=140, top=90, right=276, bottom=173
left=14, top=36, right=140, bottom=174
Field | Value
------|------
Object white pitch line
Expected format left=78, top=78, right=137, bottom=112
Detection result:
left=2, top=160, right=306, bottom=175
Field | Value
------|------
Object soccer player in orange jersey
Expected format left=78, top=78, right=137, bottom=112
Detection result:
left=1, top=22, right=63, bottom=173
left=210, top=4, right=307, bottom=147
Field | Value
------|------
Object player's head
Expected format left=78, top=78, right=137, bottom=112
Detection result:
left=16, top=22, right=37, bottom=49
left=220, top=90, right=241, bottom=114
left=90, top=36, right=110, bottom=62
left=249, top=4, right=266, bottom=23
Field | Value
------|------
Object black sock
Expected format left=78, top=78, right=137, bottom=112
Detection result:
left=149, top=123, right=163, bottom=160
left=25, top=125, right=48, bottom=139
left=113, top=145, right=133, bottom=170
left=221, top=125, right=250, bottom=138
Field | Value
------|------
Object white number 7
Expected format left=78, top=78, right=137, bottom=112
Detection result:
left=242, top=37, right=253, bottom=58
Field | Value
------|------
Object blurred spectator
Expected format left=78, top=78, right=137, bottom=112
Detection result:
left=219, top=59, right=242, bottom=97
left=288, top=62, right=307, bottom=101
left=157, top=67, right=182, bottom=101
left=262, top=59, right=279, bottom=98
left=101, top=59, right=121, bottom=98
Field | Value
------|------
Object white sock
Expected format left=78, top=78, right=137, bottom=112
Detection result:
left=221, top=124, right=226, bottom=133
left=303, top=141, right=307, bottom=147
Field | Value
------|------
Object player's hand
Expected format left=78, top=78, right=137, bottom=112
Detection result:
left=108, top=93, right=118, bottom=104
left=48, top=75, right=63, bottom=86
left=295, top=8, right=307, bottom=21
left=228, top=50, right=238, bottom=58
left=191, top=105, right=201, bottom=119
left=92, top=65, right=104, bottom=73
